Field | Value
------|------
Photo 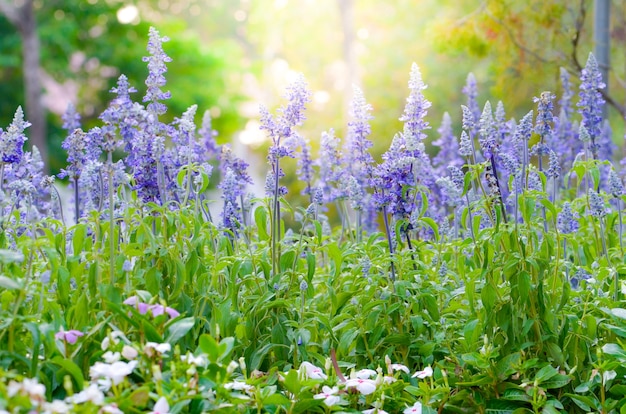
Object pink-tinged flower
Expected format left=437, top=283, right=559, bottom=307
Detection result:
left=100, top=404, right=124, bottom=414
left=145, top=342, right=171, bottom=356
left=69, top=383, right=104, bottom=405
left=390, top=363, right=409, bottom=374
left=44, top=400, right=70, bottom=413
left=313, top=385, right=341, bottom=407
left=363, top=408, right=388, bottom=414
left=300, top=361, right=327, bottom=380
left=404, top=402, right=423, bottom=414
left=224, top=380, right=255, bottom=394
left=345, top=378, right=377, bottom=395
left=55, top=329, right=84, bottom=344
left=122, top=345, right=138, bottom=360
left=123, top=296, right=180, bottom=318
left=7, top=378, right=45, bottom=399
left=149, top=397, right=170, bottom=414
left=412, top=366, right=433, bottom=379
left=90, top=360, right=138, bottom=388
left=356, top=369, right=377, bottom=379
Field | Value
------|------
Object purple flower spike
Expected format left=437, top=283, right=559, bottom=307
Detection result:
left=1, top=106, right=30, bottom=164
left=400, top=63, right=431, bottom=152
left=143, top=27, right=172, bottom=116
left=62, top=102, right=81, bottom=132
left=55, top=329, right=84, bottom=345
left=577, top=53, right=605, bottom=154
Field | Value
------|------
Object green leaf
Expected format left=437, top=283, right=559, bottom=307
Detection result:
left=50, top=356, right=84, bottom=386
left=293, top=399, right=324, bottom=414
left=421, top=217, right=440, bottom=242
left=541, top=374, right=571, bottom=389
left=166, top=317, right=195, bottom=344
left=534, top=364, right=558, bottom=383
left=0, top=275, right=21, bottom=290
left=0, top=249, right=24, bottom=264
left=255, top=206, right=269, bottom=241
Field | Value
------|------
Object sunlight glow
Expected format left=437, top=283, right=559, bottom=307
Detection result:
left=117, top=5, right=139, bottom=25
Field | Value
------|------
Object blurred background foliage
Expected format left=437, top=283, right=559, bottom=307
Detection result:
left=0, top=0, right=625, bottom=187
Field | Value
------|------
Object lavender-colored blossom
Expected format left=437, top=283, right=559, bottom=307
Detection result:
left=143, top=27, right=172, bottom=115
left=58, top=129, right=87, bottom=180
left=461, top=105, right=475, bottom=134
left=479, top=101, right=497, bottom=157
left=513, top=110, right=533, bottom=159
left=400, top=63, right=431, bottom=152
left=318, top=129, right=346, bottom=202
left=433, top=112, right=462, bottom=172
left=345, top=85, right=375, bottom=181
left=347, top=175, right=365, bottom=210
left=546, top=150, right=561, bottom=179
left=608, top=168, right=624, bottom=198
left=462, top=73, right=481, bottom=128
left=220, top=168, right=243, bottom=232
left=557, top=202, right=579, bottom=234
left=459, top=131, right=472, bottom=157
left=55, top=329, right=84, bottom=345
left=199, top=110, right=220, bottom=159
left=570, top=267, right=592, bottom=290
left=62, top=103, right=81, bottom=132
left=577, top=53, right=605, bottom=152
left=0, top=107, right=30, bottom=164
left=436, top=176, right=462, bottom=207
left=578, top=124, right=591, bottom=144
left=447, top=166, right=465, bottom=189
left=588, top=188, right=608, bottom=218
left=597, top=120, right=615, bottom=161
left=296, top=137, right=314, bottom=197
left=534, top=91, right=555, bottom=138
left=559, top=67, right=574, bottom=117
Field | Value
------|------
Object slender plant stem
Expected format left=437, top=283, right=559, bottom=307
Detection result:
left=381, top=205, right=397, bottom=283
left=108, top=152, right=115, bottom=285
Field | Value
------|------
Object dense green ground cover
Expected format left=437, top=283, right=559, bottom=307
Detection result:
left=1, top=27, right=626, bottom=413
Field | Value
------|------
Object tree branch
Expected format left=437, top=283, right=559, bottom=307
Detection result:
left=0, top=0, right=20, bottom=27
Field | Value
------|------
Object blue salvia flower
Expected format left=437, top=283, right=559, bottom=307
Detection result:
left=62, top=103, right=81, bottom=132
left=220, top=168, right=243, bottom=233
left=433, top=112, right=462, bottom=173
left=347, top=175, right=365, bottom=211
left=1, top=107, right=30, bottom=164
left=608, top=168, right=624, bottom=198
left=533, top=91, right=555, bottom=139
left=400, top=63, right=431, bottom=152
left=559, top=67, right=574, bottom=118
left=261, top=74, right=310, bottom=196
left=318, top=129, right=346, bottom=203
left=199, top=110, right=220, bottom=159
left=58, top=129, right=87, bottom=181
left=557, top=202, right=578, bottom=234
left=570, top=267, right=591, bottom=290
left=170, top=104, right=199, bottom=171
left=597, top=120, right=615, bottom=161
left=551, top=108, right=579, bottom=170
left=459, top=131, right=472, bottom=158
left=296, top=136, right=314, bottom=198
left=220, top=145, right=252, bottom=187
left=479, top=101, right=497, bottom=157
left=345, top=85, right=375, bottom=181
left=577, top=53, right=605, bottom=157
left=546, top=150, right=561, bottom=179
left=447, top=166, right=465, bottom=190
left=462, top=72, right=481, bottom=129
left=588, top=188, right=608, bottom=218
left=436, top=176, right=462, bottom=207
left=461, top=105, right=476, bottom=134
left=513, top=111, right=533, bottom=159
left=101, top=75, right=137, bottom=148
left=143, top=27, right=172, bottom=116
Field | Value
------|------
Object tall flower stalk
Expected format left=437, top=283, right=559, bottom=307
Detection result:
left=260, top=75, right=310, bottom=276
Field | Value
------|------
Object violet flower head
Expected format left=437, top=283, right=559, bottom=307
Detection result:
left=557, top=202, right=578, bottom=234
left=577, top=53, right=605, bottom=142
left=346, top=85, right=375, bottom=179
left=462, top=72, right=481, bottom=125
left=597, top=120, right=615, bottom=161
left=0, top=107, right=30, bottom=164
left=143, top=27, right=173, bottom=115
left=220, top=168, right=242, bottom=232
left=55, top=329, right=84, bottom=345
left=433, top=112, right=461, bottom=171
left=62, top=103, right=81, bottom=132
left=459, top=131, right=472, bottom=158
left=199, top=110, right=220, bottom=159
left=588, top=188, right=608, bottom=218
left=399, top=63, right=431, bottom=152
left=479, top=101, right=497, bottom=157
left=461, top=105, right=475, bottom=134
left=533, top=91, right=555, bottom=138
left=546, top=150, right=561, bottom=179
left=58, top=129, right=87, bottom=180
left=436, top=176, right=462, bottom=207
left=513, top=110, right=534, bottom=156
left=318, top=129, right=346, bottom=202
left=296, top=136, right=314, bottom=197
left=559, top=67, right=574, bottom=118
left=608, top=168, right=624, bottom=198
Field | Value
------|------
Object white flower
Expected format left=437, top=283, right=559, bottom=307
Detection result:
left=43, top=400, right=70, bottom=413
left=8, top=378, right=46, bottom=399
left=300, top=361, right=327, bottom=380
left=412, top=366, right=433, bottom=379
left=101, top=331, right=123, bottom=351
left=356, top=369, right=377, bottom=379
left=363, top=409, right=389, bottom=414
left=100, top=404, right=124, bottom=414
left=390, top=363, right=409, bottom=374
left=345, top=378, right=377, bottom=395
left=603, top=370, right=617, bottom=383
left=70, top=384, right=105, bottom=405
left=122, top=345, right=138, bottom=360
left=90, top=360, right=138, bottom=387
left=313, top=385, right=341, bottom=407
left=145, top=342, right=171, bottom=356
left=180, top=353, right=208, bottom=367
left=224, top=380, right=255, bottom=394
left=149, top=397, right=170, bottom=414
left=102, top=351, right=121, bottom=363
left=404, top=402, right=423, bottom=414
